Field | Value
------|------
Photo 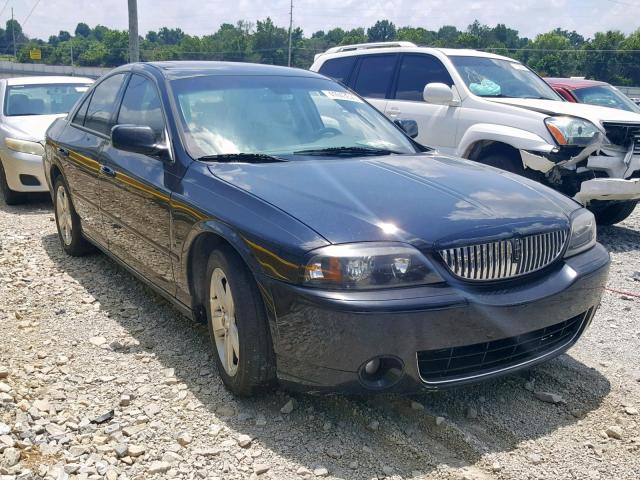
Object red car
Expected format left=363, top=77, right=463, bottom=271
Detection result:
left=545, top=77, right=640, bottom=113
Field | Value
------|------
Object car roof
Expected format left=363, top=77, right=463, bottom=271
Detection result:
left=128, top=61, right=326, bottom=80
left=544, top=77, right=608, bottom=90
left=5, top=76, right=94, bottom=85
left=314, top=43, right=517, bottom=64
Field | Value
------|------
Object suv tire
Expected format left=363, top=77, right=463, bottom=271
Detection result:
left=479, top=152, right=525, bottom=176
left=591, top=200, right=637, bottom=225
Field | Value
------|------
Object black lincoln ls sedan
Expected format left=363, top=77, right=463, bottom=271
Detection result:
left=44, top=61, right=610, bottom=396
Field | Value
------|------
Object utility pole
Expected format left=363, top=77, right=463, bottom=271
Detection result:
left=70, top=43, right=74, bottom=67
left=11, top=7, right=16, bottom=59
left=287, top=0, right=293, bottom=67
left=127, top=0, right=140, bottom=63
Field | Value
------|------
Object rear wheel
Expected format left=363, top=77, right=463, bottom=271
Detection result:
left=590, top=200, right=637, bottom=225
left=205, top=245, right=276, bottom=396
left=53, top=176, right=92, bottom=256
left=0, top=161, right=22, bottom=205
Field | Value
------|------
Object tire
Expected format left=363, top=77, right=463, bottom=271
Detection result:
left=479, top=152, right=525, bottom=176
left=591, top=200, right=638, bottom=225
left=53, top=176, right=92, bottom=256
left=0, top=161, right=23, bottom=205
left=205, top=245, right=276, bottom=396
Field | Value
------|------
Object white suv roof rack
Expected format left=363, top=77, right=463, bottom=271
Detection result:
left=323, top=41, right=417, bottom=55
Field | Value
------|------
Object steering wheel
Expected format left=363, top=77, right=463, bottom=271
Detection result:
left=316, top=127, right=341, bottom=138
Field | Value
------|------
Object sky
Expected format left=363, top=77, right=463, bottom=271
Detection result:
left=4, top=0, right=640, bottom=41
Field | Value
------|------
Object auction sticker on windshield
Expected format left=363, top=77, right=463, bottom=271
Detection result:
left=322, top=90, right=363, bottom=102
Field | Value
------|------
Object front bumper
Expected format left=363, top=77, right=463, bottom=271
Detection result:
left=263, top=243, right=610, bottom=394
left=0, top=148, right=48, bottom=193
left=574, top=177, right=640, bottom=204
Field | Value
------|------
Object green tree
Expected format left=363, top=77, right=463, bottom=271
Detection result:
left=75, top=23, right=91, bottom=38
left=367, top=20, right=396, bottom=42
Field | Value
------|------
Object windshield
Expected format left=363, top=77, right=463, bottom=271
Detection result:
left=450, top=56, right=561, bottom=100
left=4, top=83, right=91, bottom=116
left=170, top=75, right=417, bottom=158
left=572, top=85, right=640, bottom=113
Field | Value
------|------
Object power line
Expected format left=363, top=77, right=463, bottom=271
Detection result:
left=0, top=0, right=10, bottom=19
left=22, top=0, right=42, bottom=27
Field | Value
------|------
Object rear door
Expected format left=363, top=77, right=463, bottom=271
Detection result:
left=349, top=54, right=399, bottom=113
left=385, top=53, right=459, bottom=151
left=55, top=73, right=127, bottom=246
left=99, top=73, right=176, bottom=294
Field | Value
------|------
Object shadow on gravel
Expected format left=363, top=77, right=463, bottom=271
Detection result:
left=598, top=224, right=640, bottom=253
left=0, top=196, right=51, bottom=215
left=41, top=232, right=611, bottom=479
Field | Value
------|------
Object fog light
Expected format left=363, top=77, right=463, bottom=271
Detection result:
left=364, top=358, right=381, bottom=375
left=358, top=356, right=404, bottom=390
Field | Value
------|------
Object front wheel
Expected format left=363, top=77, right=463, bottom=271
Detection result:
left=0, top=161, right=22, bottom=205
left=590, top=200, right=638, bottom=225
left=479, top=152, right=525, bottom=176
left=53, top=177, right=92, bottom=256
left=205, top=245, right=276, bottom=396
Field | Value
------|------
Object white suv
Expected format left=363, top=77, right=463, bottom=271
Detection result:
left=311, top=42, right=640, bottom=224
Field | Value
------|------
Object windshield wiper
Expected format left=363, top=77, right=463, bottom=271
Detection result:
left=293, top=146, right=401, bottom=157
left=197, top=153, right=287, bottom=163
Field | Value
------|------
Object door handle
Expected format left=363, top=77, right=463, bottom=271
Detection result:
left=58, top=147, right=69, bottom=157
left=100, top=165, right=116, bottom=177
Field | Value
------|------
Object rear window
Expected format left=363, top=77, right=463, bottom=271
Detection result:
left=318, top=57, right=356, bottom=84
left=4, top=83, right=91, bottom=116
left=352, top=54, right=397, bottom=99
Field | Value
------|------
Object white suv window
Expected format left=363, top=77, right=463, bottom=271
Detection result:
left=394, top=54, right=453, bottom=101
left=318, top=57, right=357, bottom=84
left=352, top=54, right=397, bottom=99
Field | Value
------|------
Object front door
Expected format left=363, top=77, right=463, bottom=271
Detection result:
left=385, top=54, right=459, bottom=152
left=99, top=73, right=176, bottom=294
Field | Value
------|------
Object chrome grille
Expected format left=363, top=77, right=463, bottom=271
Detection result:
left=438, top=230, right=569, bottom=281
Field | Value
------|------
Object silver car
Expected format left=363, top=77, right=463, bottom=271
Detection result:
left=0, top=76, right=93, bottom=204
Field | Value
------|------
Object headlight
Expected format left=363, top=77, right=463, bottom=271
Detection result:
left=303, top=242, right=442, bottom=290
left=564, top=209, right=596, bottom=258
left=545, top=116, right=600, bottom=146
left=4, top=138, right=45, bottom=156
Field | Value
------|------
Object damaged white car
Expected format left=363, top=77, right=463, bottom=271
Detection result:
left=311, top=43, right=640, bottom=224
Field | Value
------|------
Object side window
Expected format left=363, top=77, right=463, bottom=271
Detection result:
left=117, top=74, right=165, bottom=139
left=352, top=54, right=397, bottom=99
left=394, top=55, right=454, bottom=101
left=72, top=94, right=91, bottom=126
left=318, top=57, right=356, bottom=84
left=84, top=73, right=126, bottom=135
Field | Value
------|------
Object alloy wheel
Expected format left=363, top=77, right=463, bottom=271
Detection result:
left=56, top=184, right=73, bottom=246
left=210, top=267, right=240, bottom=376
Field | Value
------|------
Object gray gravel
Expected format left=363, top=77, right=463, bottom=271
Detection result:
left=1, top=200, right=639, bottom=480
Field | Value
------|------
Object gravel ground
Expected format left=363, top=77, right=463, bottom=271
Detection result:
left=1, top=199, right=639, bottom=480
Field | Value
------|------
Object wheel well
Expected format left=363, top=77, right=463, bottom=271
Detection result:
left=467, top=141, right=522, bottom=164
left=187, top=232, right=235, bottom=323
left=50, top=165, right=62, bottom=185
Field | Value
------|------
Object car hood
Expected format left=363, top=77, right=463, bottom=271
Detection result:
left=487, top=98, right=640, bottom=127
left=1, top=114, right=67, bottom=142
left=209, top=153, right=578, bottom=248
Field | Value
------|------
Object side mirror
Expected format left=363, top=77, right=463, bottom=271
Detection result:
left=111, top=125, right=167, bottom=158
left=423, top=83, right=455, bottom=105
left=394, top=119, right=419, bottom=138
